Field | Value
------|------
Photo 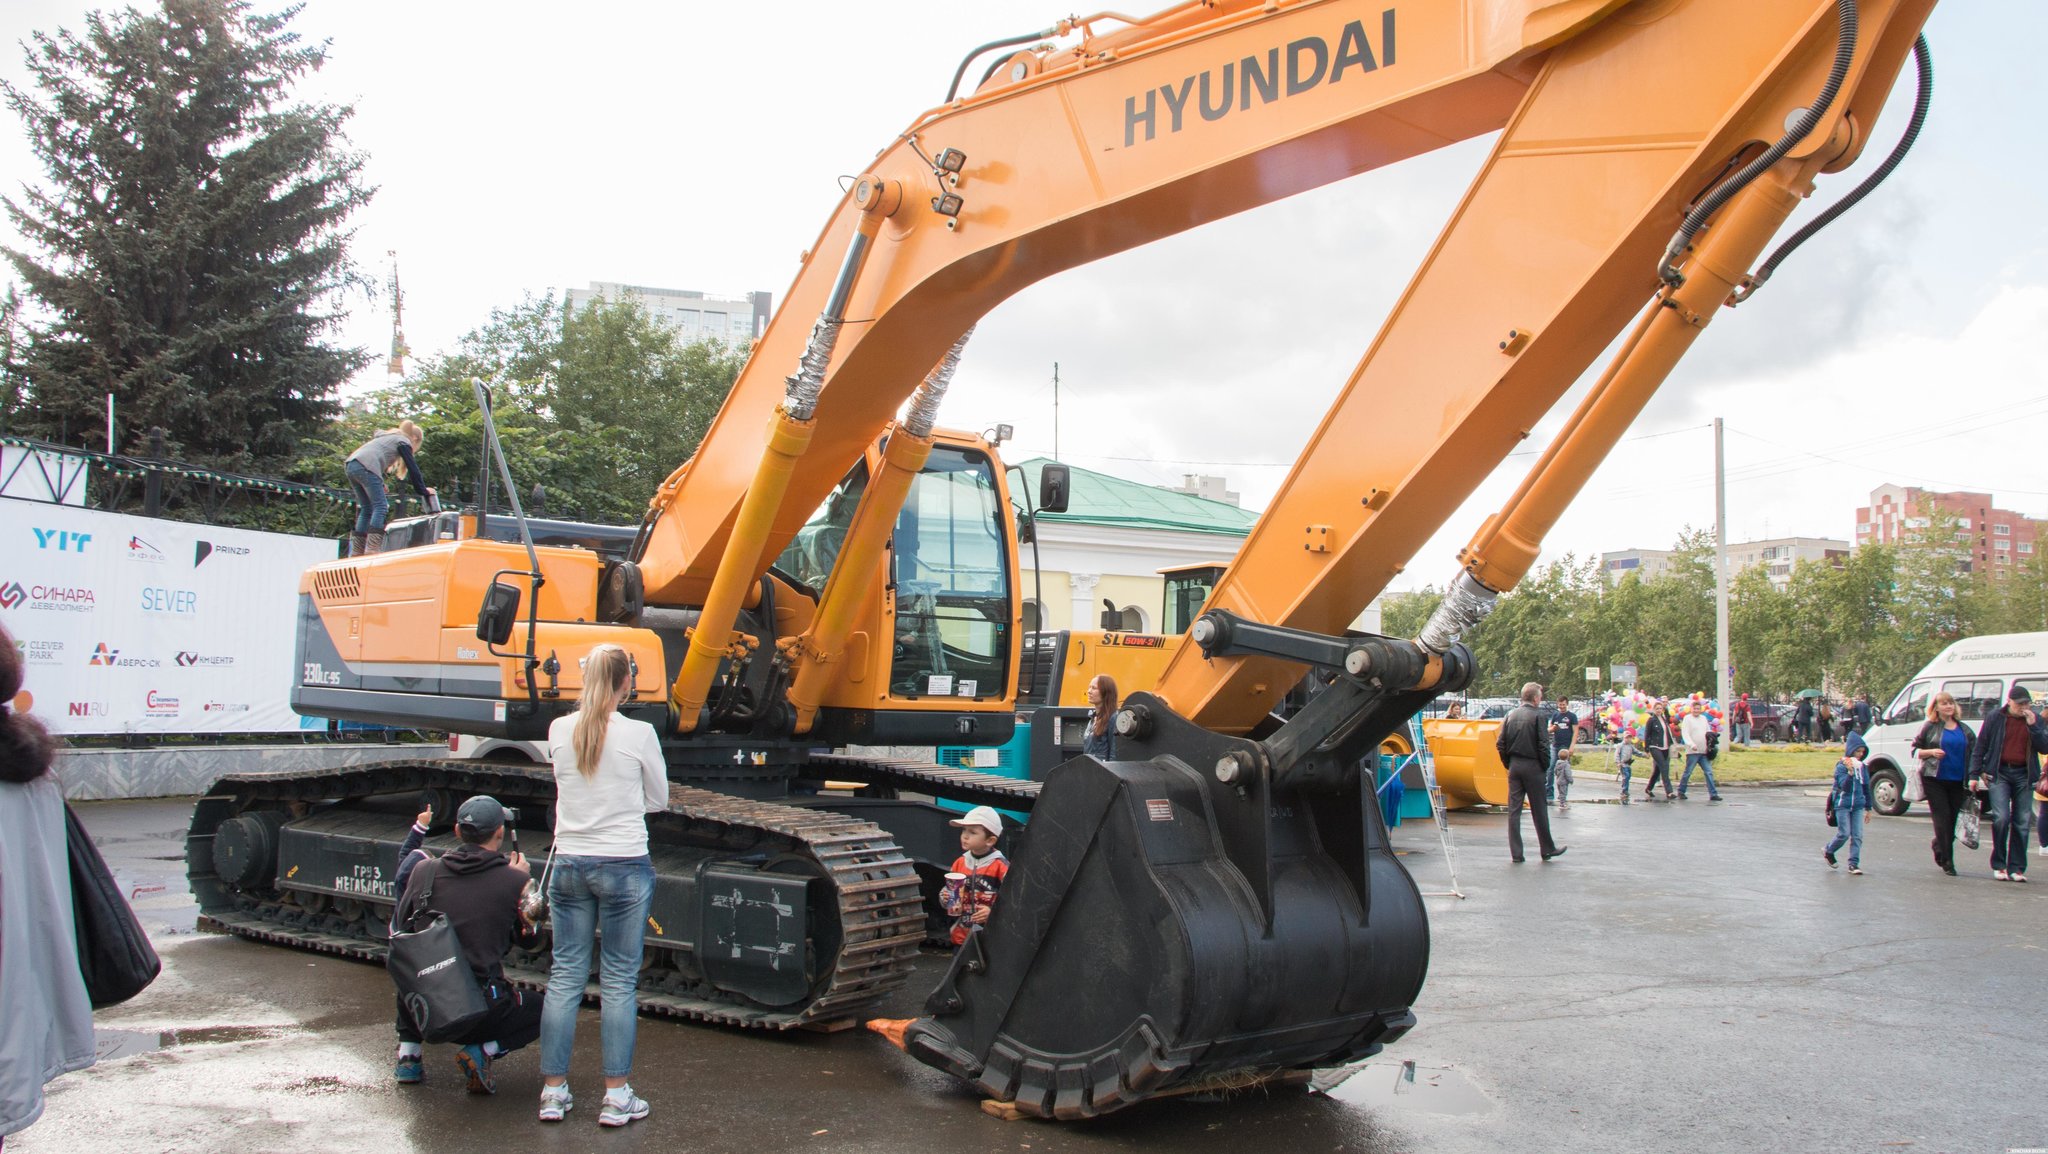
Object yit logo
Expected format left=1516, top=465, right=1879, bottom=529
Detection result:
left=126, top=535, right=163, bottom=561
left=193, top=540, right=251, bottom=567
left=176, top=651, right=233, bottom=667
left=67, top=701, right=108, bottom=718
left=89, top=642, right=118, bottom=666
left=31, top=528, right=90, bottom=552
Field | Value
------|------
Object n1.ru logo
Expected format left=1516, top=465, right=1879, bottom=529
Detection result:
left=32, top=528, right=90, bottom=552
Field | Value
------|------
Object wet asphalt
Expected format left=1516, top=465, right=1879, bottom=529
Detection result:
left=14, top=786, right=2046, bottom=1154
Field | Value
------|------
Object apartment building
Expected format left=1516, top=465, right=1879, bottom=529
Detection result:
left=1857, top=484, right=2045, bottom=574
left=563, top=282, right=772, bottom=347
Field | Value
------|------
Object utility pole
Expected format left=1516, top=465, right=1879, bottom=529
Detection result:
left=1714, top=417, right=1731, bottom=708
left=1052, top=362, right=1060, bottom=461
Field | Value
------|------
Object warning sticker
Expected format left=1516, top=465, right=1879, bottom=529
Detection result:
left=1146, top=798, right=1174, bottom=822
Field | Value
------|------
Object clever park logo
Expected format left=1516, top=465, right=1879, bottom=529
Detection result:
left=15, top=638, right=63, bottom=666
left=126, top=534, right=164, bottom=562
left=0, top=579, right=96, bottom=613
left=30, top=527, right=90, bottom=553
left=193, top=540, right=251, bottom=567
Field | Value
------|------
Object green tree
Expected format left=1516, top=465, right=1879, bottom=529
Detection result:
left=364, top=292, right=744, bottom=524
left=2, top=0, right=372, bottom=467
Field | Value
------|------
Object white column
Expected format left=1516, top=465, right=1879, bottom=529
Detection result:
left=1069, top=572, right=1100, bottom=632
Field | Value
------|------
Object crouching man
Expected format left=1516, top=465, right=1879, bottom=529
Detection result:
left=391, top=795, right=543, bottom=1093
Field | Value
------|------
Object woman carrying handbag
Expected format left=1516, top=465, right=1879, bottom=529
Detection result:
left=1912, top=691, right=1976, bottom=877
left=0, top=625, right=94, bottom=1146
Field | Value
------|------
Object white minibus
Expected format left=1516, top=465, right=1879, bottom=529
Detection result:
left=1863, top=632, right=2048, bottom=816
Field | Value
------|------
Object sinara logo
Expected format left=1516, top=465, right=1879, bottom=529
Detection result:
left=193, top=540, right=252, bottom=567
left=31, top=528, right=90, bottom=552
left=0, top=581, right=95, bottom=613
left=126, top=535, right=164, bottom=562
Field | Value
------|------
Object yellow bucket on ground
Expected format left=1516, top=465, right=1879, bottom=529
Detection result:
left=1410, top=719, right=1509, bottom=808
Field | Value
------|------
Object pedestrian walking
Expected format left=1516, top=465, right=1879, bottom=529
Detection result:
left=1642, top=700, right=1676, bottom=801
left=1969, top=684, right=2048, bottom=883
left=538, top=644, right=669, bottom=1127
left=1613, top=728, right=1639, bottom=805
left=1731, top=693, right=1753, bottom=746
left=1678, top=702, right=1724, bottom=801
left=1817, top=700, right=1836, bottom=742
left=1548, top=700, right=1577, bottom=809
left=1825, top=733, right=1875, bottom=875
left=1849, top=693, right=1873, bottom=736
left=1494, top=683, right=1566, bottom=863
left=1911, top=691, right=1975, bottom=877
left=1793, top=697, right=1813, bottom=743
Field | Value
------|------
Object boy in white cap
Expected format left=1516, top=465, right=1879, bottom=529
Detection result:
left=941, top=806, right=1010, bottom=946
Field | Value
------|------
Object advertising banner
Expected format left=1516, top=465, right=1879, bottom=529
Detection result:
left=0, top=497, right=337, bottom=734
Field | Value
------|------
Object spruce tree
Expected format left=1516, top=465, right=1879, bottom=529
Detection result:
left=1, top=0, right=372, bottom=467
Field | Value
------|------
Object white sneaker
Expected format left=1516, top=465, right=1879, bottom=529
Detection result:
left=537, top=1083, right=573, bottom=1123
left=1994, top=869, right=2010, bottom=881
left=600, top=1085, right=650, bottom=1128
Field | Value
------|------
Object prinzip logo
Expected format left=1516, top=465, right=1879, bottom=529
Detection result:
left=31, top=528, right=90, bottom=552
left=176, top=651, right=234, bottom=667
left=127, top=535, right=164, bottom=562
left=194, top=540, right=251, bottom=567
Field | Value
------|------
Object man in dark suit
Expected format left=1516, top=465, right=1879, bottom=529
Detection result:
left=1495, top=682, right=1567, bottom=863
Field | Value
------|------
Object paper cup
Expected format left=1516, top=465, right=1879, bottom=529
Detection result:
left=944, top=872, right=966, bottom=883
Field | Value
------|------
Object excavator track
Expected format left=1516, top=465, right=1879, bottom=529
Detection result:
left=802, top=752, right=1043, bottom=810
left=187, top=758, right=925, bottom=1030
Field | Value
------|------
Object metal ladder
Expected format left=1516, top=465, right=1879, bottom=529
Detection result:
left=1399, top=715, right=1464, bottom=899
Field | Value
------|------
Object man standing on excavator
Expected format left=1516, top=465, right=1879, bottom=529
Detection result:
left=1496, top=683, right=1567, bottom=864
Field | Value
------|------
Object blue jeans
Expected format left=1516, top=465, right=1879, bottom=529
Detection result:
left=1680, top=754, right=1720, bottom=798
left=1989, top=767, right=2034, bottom=875
left=1616, top=762, right=1633, bottom=798
left=1826, top=805, right=1866, bottom=866
left=1732, top=721, right=1750, bottom=745
left=346, top=458, right=389, bottom=533
left=539, top=854, right=655, bottom=1079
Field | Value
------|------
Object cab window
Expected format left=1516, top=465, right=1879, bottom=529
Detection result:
left=889, top=445, right=1012, bottom=699
left=772, top=461, right=870, bottom=593
left=1940, top=679, right=2003, bottom=721
left=1885, top=681, right=1931, bottom=725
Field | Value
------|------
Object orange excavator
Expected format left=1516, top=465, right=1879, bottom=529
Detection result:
left=188, top=0, right=1940, bottom=1118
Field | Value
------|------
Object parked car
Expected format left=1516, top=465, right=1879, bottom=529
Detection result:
left=1743, top=702, right=1795, bottom=743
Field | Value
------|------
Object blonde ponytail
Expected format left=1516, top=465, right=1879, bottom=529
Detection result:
left=380, top=419, right=424, bottom=481
left=571, top=645, right=634, bottom=777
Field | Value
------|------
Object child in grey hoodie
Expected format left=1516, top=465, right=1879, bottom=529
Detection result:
left=1614, top=729, right=1639, bottom=805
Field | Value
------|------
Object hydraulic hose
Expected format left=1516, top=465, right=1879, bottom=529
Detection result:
left=1732, top=34, right=1931, bottom=304
left=946, top=28, right=1058, bottom=102
left=1659, top=0, right=1858, bottom=285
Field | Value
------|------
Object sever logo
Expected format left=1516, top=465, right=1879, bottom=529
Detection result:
left=193, top=540, right=251, bottom=567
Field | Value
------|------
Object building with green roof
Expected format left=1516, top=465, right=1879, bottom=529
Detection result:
left=1010, top=458, right=1258, bottom=633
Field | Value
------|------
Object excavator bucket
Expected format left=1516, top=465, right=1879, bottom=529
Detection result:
left=903, top=682, right=1436, bottom=1118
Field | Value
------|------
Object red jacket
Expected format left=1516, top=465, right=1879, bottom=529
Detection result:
left=942, top=850, right=1009, bottom=946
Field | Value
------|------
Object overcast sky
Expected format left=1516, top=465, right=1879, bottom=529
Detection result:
left=3, top=1, right=2043, bottom=593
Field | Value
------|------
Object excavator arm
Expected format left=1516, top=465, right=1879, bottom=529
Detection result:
left=638, top=0, right=1933, bottom=738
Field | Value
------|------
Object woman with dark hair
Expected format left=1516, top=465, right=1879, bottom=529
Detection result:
left=0, top=624, right=94, bottom=1145
left=1912, top=691, right=1975, bottom=877
left=1083, top=674, right=1119, bottom=760
left=1640, top=700, right=1676, bottom=801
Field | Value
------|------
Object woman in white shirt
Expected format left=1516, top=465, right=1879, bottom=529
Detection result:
left=535, top=644, right=668, bottom=1128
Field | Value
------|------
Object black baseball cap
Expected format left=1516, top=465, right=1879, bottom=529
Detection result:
left=456, top=795, right=507, bottom=832
left=2011, top=685, right=2033, bottom=704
